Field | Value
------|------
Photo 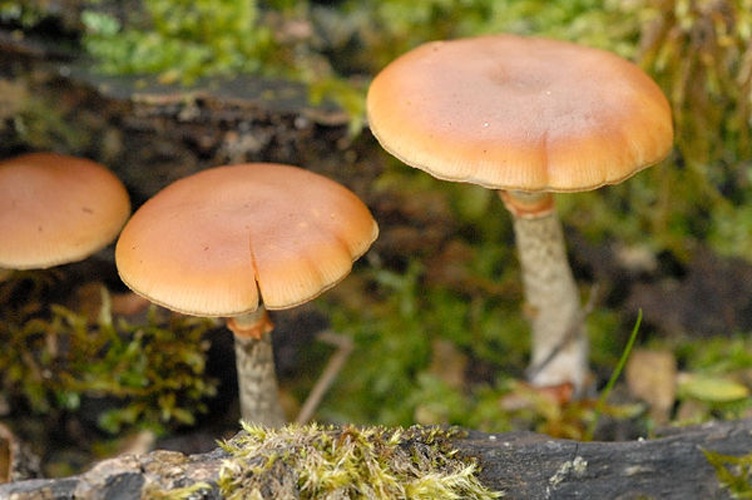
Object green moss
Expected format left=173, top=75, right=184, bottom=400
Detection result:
left=0, top=274, right=218, bottom=434
left=79, top=0, right=636, bottom=84
left=639, top=0, right=752, bottom=169
left=335, top=0, right=635, bottom=73
left=318, top=257, right=524, bottom=429
left=82, top=0, right=274, bottom=85
left=703, top=449, right=752, bottom=498
left=218, top=422, right=502, bottom=499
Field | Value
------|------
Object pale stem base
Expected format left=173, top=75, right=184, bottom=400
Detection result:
left=503, top=193, right=589, bottom=393
left=228, top=307, right=286, bottom=427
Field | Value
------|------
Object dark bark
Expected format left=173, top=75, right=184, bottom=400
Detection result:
left=1, top=419, right=749, bottom=499
left=466, top=420, right=750, bottom=499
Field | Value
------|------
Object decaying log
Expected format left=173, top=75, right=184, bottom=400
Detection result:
left=0, top=25, right=383, bottom=207
left=1, top=418, right=749, bottom=499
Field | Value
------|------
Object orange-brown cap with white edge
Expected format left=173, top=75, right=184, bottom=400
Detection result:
left=0, top=152, right=131, bottom=270
left=115, top=163, right=379, bottom=317
left=366, top=35, right=674, bottom=193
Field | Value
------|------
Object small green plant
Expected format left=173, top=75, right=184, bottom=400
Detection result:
left=218, top=422, right=502, bottom=499
left=667, top=334, right=752, bottom=423
left=0, top=275, right=218, bottom=434
left=585, top=309, right=643, bottom=440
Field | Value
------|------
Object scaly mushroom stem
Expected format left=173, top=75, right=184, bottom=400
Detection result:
left=500, top=191, right=588, bottom=394
left=227, top=306, right=286, bottom=427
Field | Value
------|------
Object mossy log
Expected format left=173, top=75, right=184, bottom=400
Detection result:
left=0, top=26, right=382, bottom=206
left=1, top=419, right=750, bottom=498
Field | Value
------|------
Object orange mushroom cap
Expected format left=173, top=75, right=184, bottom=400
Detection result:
left=115, top=163, right=379, bottom=317
left=0, top=152, right=131, bottom=270
left=367, top=35, right=674, bottom=193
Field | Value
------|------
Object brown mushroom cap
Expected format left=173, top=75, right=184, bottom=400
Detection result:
left=366, top=35, right=674, bottom=193
left=0, top=152, right=131, bottom=270
left=115, top=163, right=379, bottom=317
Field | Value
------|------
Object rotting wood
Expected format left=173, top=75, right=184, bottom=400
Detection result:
left=1, top=419, right=749, bottom=499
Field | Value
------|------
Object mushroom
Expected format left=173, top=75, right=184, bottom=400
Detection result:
left=366, top=35, right=673, bottom=394
left=115, top=163, right=379, bottom=426
left=0, top=152, right=131, bottom=278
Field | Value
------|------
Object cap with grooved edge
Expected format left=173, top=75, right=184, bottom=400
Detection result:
left=115, top=163, right=379, bottom=317
left=366, top=34, right=674, bottom=195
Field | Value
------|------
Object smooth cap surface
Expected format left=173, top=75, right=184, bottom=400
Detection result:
left=367, top=35, right=674, bottom=192
left=0, top=152, right=131, bottom=269
left=115, top=163, right=379, bottom=317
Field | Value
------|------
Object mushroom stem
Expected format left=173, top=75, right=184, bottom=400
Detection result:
left=227, top=306, right=286, bottom=427
left=499, top=191, right=589, bottom=394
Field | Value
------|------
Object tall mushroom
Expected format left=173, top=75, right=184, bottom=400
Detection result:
left=0, top=152, right=131, bottom=278
left=366, top=35, right=673, bottom=394
left=115, top=163, right=378, bottom=426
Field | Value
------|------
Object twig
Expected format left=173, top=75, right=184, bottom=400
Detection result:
left=295, top=331, right=354, bottom=424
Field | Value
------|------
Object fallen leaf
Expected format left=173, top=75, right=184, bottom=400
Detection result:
left=625, top=348, right=677, bottom=424
left=677, top=373, right=750, bottom=403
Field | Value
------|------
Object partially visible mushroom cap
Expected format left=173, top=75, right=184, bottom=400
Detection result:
left=0, top=152, right=131, bottom=270
left=367, top=35, right=674, bottom=193
left=115, top=163, right=379, bottom=317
